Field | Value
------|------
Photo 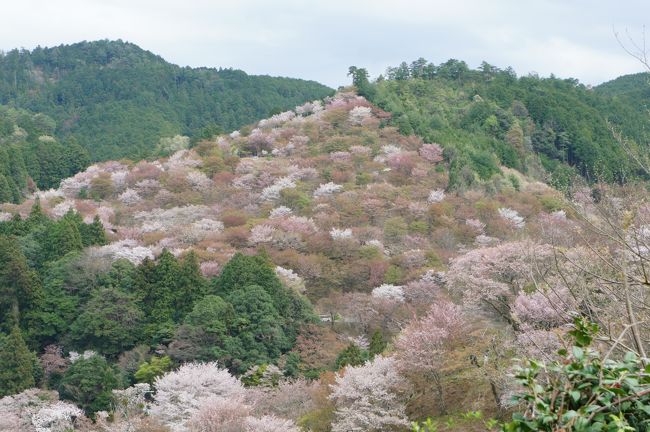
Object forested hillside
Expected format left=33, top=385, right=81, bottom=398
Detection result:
left=0, top=40, right=333, bottom=161
left=351, top=59, right=650, bottom=189
left=2, top=90, right=648, bottom=431
left=0, top=105, right=89, bottom=202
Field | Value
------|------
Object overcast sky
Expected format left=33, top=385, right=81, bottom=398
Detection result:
left=1, top=0, right=648, bottom=88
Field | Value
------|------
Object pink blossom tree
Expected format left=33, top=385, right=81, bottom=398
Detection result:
left=329, top=356, right=409, bottom=432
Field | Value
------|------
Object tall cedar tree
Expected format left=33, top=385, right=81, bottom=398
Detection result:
left=0, top=326, right=36, bottom=396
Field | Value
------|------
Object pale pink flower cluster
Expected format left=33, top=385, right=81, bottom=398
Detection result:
left=330, top=228, right=353, bottom=240
left=395, top=300, right=465, bottom=373
left=118, top=188, right=142, bottom=205
left=513, top=290, right=570, bottom=328
left=260, top=177, right=296, bottom=201
left=329, top=356, right=409, bottom=432
left=31, top=401, right=84, bottom=432
left=249, top=224, right=276, bottom=245
left=466, top=218, right=486, bottom=234
left=295, top=100, right=323, bottom=116
left=90, top=240, right=154, bottom=264
left=0, top=211, right=12, bottom=222
left=51, top=200, right=75, bottom=218
left=371, top=284, right=405, bottom=302
left=419, top=143, right=444, bottom=163
left=275, top=266, right=306, bottom=294
left=498, top=207, right=525, bottom=228
left=381, top=144, right=402, bottom=155
left=427, top=189, right=445, bottom=203
left=69, top=350, right=98, bottom=363
left=269, top=206, right=292, bottom=219
left=258, top=111, right=296, bottom=128
left=149, top=362, right=246, bottom=431
left=313, top=182, right=343, bottom=198
left=349, top=145, right=372, bottom=157
left=275, top=216, right=318, bottom=235
left=329, top=151, right=352, bottom=163
left=186, top=170, right=213, bottom=192
left=200, top=261, right=221, bottom=278
left=348, top=106, right=373, bottom=125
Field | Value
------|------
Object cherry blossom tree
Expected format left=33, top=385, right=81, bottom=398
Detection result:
left=329, top=356, right=409, bottom=432
left=419, top=143, right=444, bottom=163
left=149, top=362, right=246, bottom=431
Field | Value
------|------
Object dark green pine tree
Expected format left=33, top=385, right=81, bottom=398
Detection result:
left=368, top=330, right=387, bottom=358
left=0, top=326, right=36, bottom=397
left=80, top=215, right=107, bottom=246
left=26, top=198, right=47, bottom=228
left=174, top=251, right=208, bottom=320
left=0, top=235, right=42, bottom=331
left=0, top=173, right=12, bottom=203
left=335, top=343, right=368, bottom=369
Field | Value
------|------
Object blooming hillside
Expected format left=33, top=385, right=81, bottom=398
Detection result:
left=1, top=89, right=648, bottom=431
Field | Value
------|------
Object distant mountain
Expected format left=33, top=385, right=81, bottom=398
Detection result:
left=595, top=72, right=650, bottom=112
left=0, top=40, right=333, bottom=161
left=353, top=60, right=650, bottom=188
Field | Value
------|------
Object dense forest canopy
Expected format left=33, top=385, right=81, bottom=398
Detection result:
left=0, top=40, right=333, bottom=161
left=351, top=58, right=650, bottom=189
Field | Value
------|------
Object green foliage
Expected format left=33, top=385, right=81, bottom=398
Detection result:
left=134, top=355, right=172, bottom=383
left=369, top=60, right=650, bottom=185
left=0, top=40, right=333, bottom=163
left=59, top=355, right=120, bottom=415
left=69, top=287, right=144, bottom=356
left=503, top=317, right=650, bottom=431
left=335, top=343, right=369, bottom=369
left=368, top=330, right=387, bottom=357
left=0, top=326, right=36, bottom=397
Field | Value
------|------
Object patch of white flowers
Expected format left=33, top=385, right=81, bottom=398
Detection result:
left=314, top=182, right=343, bottom=198
left=427, top=189, right=445, bottom=204
left=260, top=177, right=296, bottom=201
left=269, top=206, right=293, bottom=219
left=330, top=228, right=353, bottom=240
left=498, top=207, right=525, bottom=229
left=371, top=284, right=405, bottom=302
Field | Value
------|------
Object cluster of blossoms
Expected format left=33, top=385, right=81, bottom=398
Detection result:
left=69, top=350, right=98, bottom=363
left=348, top=106, right=373, bottom=125
left=466, top=218, right=486, bottom=234
left=371, top=284, right=405, bottom=302
left=51, top=200, right=75, bottom=218
left=31, top=401, right=84, bottom=432
left=313, top=182, right=343, bottom=198
left=419, top=143, right=444, bottom=163
left=89, top=240, right=154, bottom=264
left=260, top=177, right=296, bottom=201
left=135, top=205, right=211, bottom=233
left=329, top=356, right=409, bottom=432
left=249, top=224, right=276, bottom=244
left=295, top=100, right=323, bottom=116
left=269, top=206, right=292, bottom=219
left=329, top=151, right=352, bottom=163
left=258, top=110, right=296, bottom=128
left=186, top=170, right=213, bottom=192
left=330, top=228, right=353, bottom=240
left=427, top=189, right=445, bottom=203
left=118, top=188, right=142, bottom=205
left=498, top=207, right=525, bottom=228
left=275, top=266, right=306, bottom=294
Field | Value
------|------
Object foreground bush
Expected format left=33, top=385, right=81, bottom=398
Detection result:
left=503, top=318, right=650, bottom=431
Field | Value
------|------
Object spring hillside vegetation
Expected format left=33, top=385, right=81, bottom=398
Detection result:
left=0, top=55, right=649, bottom=431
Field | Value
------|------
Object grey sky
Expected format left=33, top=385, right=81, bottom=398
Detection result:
left=1, top=0, right=648, bottom=88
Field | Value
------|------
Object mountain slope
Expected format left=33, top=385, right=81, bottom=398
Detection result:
left=354, top=59, right=650, bottom=188
left=0, top=40, right=333, bottom=161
